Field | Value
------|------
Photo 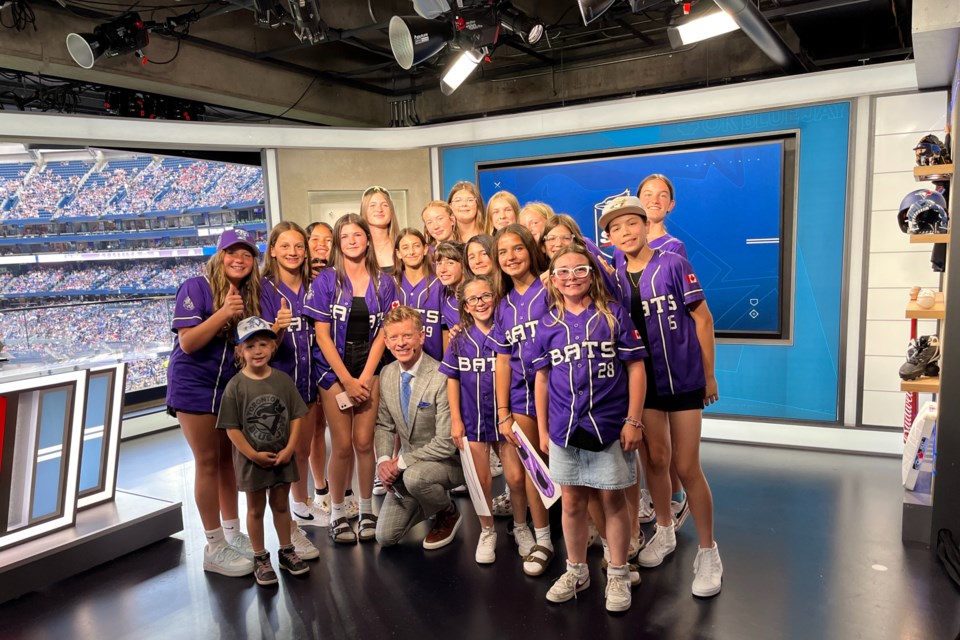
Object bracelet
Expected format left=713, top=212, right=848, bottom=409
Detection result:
left=624, top=416, right=644, bottom=430
left=497, top=415, right=512, bottom=426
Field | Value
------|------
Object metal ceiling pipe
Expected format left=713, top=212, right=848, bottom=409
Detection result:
left=712, top=0, right=806, bottom=73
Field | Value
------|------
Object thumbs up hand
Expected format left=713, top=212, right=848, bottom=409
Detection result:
left=275, top=297, right=293, bottom=332
left=223, top=285, right=244, bottom=319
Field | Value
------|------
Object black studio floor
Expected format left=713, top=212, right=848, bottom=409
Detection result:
left=2, top=428, right=959, bottom=640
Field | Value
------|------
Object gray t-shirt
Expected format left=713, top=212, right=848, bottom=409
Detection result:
left=217, top=368, right=309, bottom=492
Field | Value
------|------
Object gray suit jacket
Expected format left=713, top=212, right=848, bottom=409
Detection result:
left=375, top=353, right=458, bottom=467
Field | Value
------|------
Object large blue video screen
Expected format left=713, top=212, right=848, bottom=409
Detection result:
left=477, top=137, right=790, bottom=338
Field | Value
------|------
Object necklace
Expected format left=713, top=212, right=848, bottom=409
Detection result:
left=628, top=269, right=643, bottom=288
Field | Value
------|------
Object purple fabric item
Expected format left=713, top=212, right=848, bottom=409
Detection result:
left=440, top=289, right=459, bottom=332
left=439, top=324, right=502, bottom=442
left=531, top=301, right=646, bottom=446
left=217, top=227, right=259, bottom=255
left=261, top=277, right=316, bottom=403
left=399, top=274, right=445, bottom=361
left=489, top=278, right=548, bottom=416
left=611, top=250, right=706, bottom=396
left=303, top=269, right=398, bottom=389
left=166, top=276, right=237, bottom=414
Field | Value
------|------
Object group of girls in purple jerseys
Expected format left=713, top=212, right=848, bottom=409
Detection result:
left=165, top=173, right=722, bottom=611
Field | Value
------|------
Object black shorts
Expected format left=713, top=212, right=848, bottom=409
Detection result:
left=342, top=341, right=384, bottom=379
left=644, top=386, right=706, bottom=413
left=167, top=406, right=215, bottom=418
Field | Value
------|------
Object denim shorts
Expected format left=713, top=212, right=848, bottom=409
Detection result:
left=548, top=440, right=637, bottom=490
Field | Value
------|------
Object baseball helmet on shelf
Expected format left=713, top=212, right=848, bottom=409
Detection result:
left=907, top=197, right=949, bottom=234
left=898, top=189, right=947, bottom=233
left=914, top=134, right=951, bottom=166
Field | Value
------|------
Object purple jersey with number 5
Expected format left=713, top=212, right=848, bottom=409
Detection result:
left=439, top=324, right=502, bottom=442
left=531, top=302, right=646, bottom=446
left=303, top=269, right=397, bottom=389
left=612, top=250, right=705, bottom=396
left=166, top=276, right=237, bottom=414
left=399, top=274, right=445, bottom=361
left=489, top=278, right=548, bottom=416
left=261, top=277, right=315, bottom=404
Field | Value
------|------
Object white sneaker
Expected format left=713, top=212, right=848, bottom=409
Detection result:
left=203, top=542, right=254, bottom=577
left=513, top=524, right=535, bottom=557
left=637, top=523, right=676, bottom=568
left=638, top=488, right=656, bottom=524
left=546, top=563, right=590, bottom=603
left=373, top=475, right=387, bottom=496
left=605, top=565, right=632, bottom=612
left=491, top=490, right=512, bottom=518
left=314, top=492, right=331, bottom=515
left=290, top=523, right=320, bottom=560
left=228, top=531, right=254, bottom=560
left=293, top=501, right=330, bottom=527
left=345, top=495, right=359, bottom=519
left=692, top=543, right=723, bottom=597
left=587, top=521, right=599, bottom=547
left=672, top=495, right=690, bottom=530
left=489, top=449, right=503, bottom=478
left=475, top=528, right=497, bottom=564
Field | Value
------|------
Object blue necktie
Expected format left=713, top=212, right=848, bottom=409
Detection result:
left=401, top=371, right=413, bottom=424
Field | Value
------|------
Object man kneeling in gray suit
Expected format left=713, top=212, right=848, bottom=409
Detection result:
left=375, top=305, right=464, bottom=549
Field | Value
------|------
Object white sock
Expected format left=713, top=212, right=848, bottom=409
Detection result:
left=332, top=502, right=346, bottom=520
left=204, top=527, right=226, bottom=548
left=292, top=500, right=308, bottom=514
left=222, top=518, right=241, bottom=542
left=514, top=520, right=527, bottom=532
left=567, top=559, right=587, bottom=576
left=534, top=525, right=552, bottom=550
left=600, top=537, right=610, bottom=562
left=359, top=497, right=373, bottom=515
left=481, top=525, right=495, bottom=533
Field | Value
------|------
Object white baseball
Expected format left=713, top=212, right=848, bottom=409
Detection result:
left=916, top=289, right=936, bottom=309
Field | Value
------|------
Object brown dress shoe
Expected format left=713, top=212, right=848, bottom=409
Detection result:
left=423, top=502, right=462, bottom=549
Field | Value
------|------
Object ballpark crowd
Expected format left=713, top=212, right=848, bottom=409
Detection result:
left=166, top=176, right=722, bottom=613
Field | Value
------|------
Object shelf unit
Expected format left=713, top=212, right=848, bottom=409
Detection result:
left=900, top=377, right=940, bottom=393
left=910, top=233, right=950, bottom=244
left=905, top=292, right=945, bottom=319
left=913, top=164, right=954, bottom=181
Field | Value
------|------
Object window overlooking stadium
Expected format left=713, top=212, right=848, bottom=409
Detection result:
left=0, top=144, right=267, bottom=397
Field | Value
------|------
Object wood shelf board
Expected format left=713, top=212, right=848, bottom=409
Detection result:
left=906, top=292, right=946, bottom=318
left=913, top=164, right=953, bottom=181
left=901, top=377, right=940, bottom=393
left=909, top=233, right=950, bottom=244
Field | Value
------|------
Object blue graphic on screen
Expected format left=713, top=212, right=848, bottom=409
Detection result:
left=478, top=140, right=784, bottom=334
left=79, top=374, right=109, bottom=492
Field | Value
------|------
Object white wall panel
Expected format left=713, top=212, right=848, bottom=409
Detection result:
left=868, top=215, right=930, bottom=252
left=861, top=389, right=932, bottom=427
left=867, top=288, right=915, bottom=320
left=873, top=131, right=944, bottom=173
left=871, top=172, right=935, bottom=211
left=865, top=320, right=939, bottom=356
left=863, top=355, right=909, bottom=391
left=866, top=252, right=943, bottom=288
left=874, top=92, right=948, bottom=135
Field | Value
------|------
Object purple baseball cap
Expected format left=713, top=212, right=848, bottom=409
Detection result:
left=218, top=228, right=259, bottom=255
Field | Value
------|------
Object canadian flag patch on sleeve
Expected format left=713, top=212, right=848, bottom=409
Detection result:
left=633, top=330, right=641, bottom=340
left=686, top=273, right=698, bottom=284
left=390, top=300, right=401, bottom=309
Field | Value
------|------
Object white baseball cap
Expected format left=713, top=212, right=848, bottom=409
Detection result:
left=235, top=316, right=277, bottom=343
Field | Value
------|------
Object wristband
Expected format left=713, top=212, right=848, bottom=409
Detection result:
left=497, top=415, right=512, bottom=426
left=624, top=416, right=644, bottom=430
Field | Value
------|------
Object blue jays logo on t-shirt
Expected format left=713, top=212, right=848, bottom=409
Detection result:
left=245, top=394, right=286, bottom=446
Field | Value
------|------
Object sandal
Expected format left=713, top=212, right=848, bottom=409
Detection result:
left=329, top=517, right=357, bottom=544
left=358, top=513, right=378, bottom=542
left=522, top=544, right=555, bottom=576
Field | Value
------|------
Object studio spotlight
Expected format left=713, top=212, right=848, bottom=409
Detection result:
left=389, top=15, right=454, bottom=70
left=440, top=48, right=484, bottom=96
left=499, top=4, right=544, bottom=45
left=412, top=0, right=449, bottom=19
left=578, top=0, right=616, bottom=25
left=66, top=13, right=149, bottom=69
left=667, top=10, right=739, bottom=47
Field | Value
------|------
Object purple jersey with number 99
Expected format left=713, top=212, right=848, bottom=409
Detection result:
left=399, top=274, right=445, bottom=361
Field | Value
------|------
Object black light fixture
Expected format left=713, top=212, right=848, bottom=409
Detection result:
left=498, top=3, right=544, bottom=45
left=66, top=13, right=149, bottom=69
left=388, top=15, right=454, bottom=70
left=578, top=0, right=617, bottom=25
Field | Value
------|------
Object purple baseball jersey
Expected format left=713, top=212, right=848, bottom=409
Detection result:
left=261, top=277, right=316, bottom=403
left=166, top=276, right=237, bottom=414
left=303, top=268, right=398, bottom=389
left=611, top=250, right=706, bottom=396
left=531, top=301, right=646, bottom=446
left=439, top=324, right=502, bottom=442
left=399, top=274, right=445, bottom=361
left=440, top=289, right=459, bottom=332
left=489, top=278, right=548, bottom=416
left=612, top=233, right=687, bottom=269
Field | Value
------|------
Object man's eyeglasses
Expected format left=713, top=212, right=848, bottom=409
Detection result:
left=465, top=292, right=494, bottom=307
left=552, top=266, right=592, bottom=280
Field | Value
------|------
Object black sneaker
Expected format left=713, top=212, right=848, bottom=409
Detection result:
left=278, top=545, right=310, bottom=576
left=899, top=336, right=940, bottom=380
left=253, top=552, right=278, bottom=586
